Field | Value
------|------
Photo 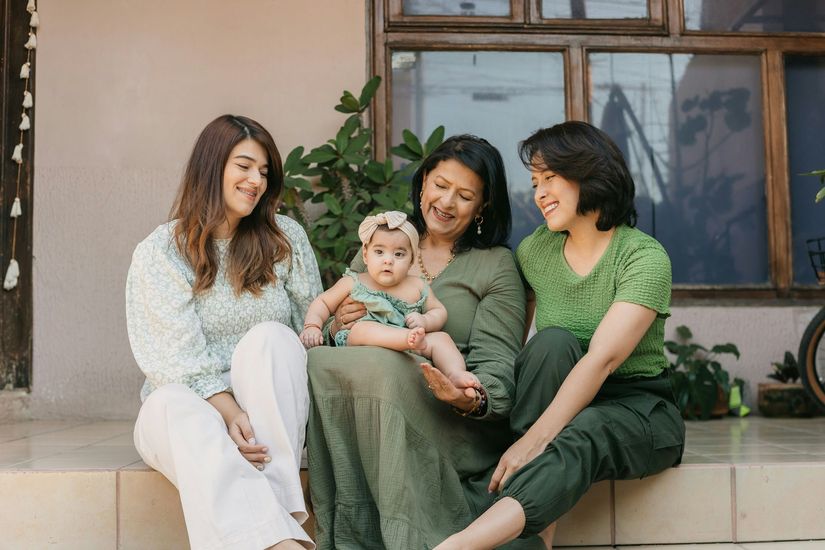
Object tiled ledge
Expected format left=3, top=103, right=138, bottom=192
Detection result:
left=1, top=418, right=825, bottom=548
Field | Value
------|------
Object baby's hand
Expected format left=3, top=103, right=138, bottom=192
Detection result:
left=405, top=312, right=427, bottom=330
left=300, top=327, right=323, bottom=349
left=449, top=370, right=481, bottom=390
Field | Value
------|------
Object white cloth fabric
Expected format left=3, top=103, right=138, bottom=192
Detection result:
left=134, top=322, right=314, bottom=550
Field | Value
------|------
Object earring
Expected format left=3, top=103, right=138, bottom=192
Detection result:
left=475, top=214, right=483, bottom=235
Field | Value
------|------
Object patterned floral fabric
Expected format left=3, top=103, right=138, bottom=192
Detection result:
left=126, top=214, right=322, bottom=401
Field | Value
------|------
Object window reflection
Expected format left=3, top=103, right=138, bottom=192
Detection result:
left=685, top=0, right=825, bottom=32
left=542, top=0, right=647, bottom=19
left=391, top=51, right=565, bottom=246
left=403, top=0, right=510, bottom=16
left=787, top=56, right=825, bottom=286
left=590, top=53, right=767, bottom=285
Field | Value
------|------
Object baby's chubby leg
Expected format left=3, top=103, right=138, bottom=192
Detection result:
left=425, top=332, right=480, bottom=389
left=347, top=321, right=427, bottom=353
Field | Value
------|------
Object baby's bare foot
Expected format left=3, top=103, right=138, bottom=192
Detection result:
left=407, top=327, right=427, bottom=351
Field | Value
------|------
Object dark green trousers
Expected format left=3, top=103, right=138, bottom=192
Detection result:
left=500, top=327, right=685, bottom=538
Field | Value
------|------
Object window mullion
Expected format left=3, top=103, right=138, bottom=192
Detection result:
left=763, top=49, right=793, bottom=293
left=567, top=45, right=587, bottom=121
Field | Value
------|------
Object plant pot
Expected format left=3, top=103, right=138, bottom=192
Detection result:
left=758, top=382, right=820, bottom=417
left=686, top=386, right=729, bottom=419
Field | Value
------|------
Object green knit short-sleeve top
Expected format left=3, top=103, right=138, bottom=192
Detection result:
left=516, top=224, right=672, bottom=378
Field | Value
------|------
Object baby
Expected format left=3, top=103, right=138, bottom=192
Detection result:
left=300, top=211, right=479, bottom=389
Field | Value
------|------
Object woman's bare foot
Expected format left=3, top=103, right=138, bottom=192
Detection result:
left=407, top=326, right=427, bottom=352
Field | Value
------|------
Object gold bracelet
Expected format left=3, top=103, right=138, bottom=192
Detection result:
left=303, top=323, right=322, bottom=331
left=453, top=388, right=481, bottom=417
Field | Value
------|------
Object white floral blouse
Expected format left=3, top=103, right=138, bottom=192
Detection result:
left=126, top=214, right=322, bottom=401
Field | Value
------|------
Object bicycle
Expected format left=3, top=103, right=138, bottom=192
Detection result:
left=798, top=237, right=825, bottom=410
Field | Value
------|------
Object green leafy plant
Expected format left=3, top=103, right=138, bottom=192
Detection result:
left=767, top=351, right=800, bottom=384
left=279, top=76, right=444, bottom=286
left=665, top=325, right=741, bottom=420
left=804, top=169, right=825, bottom=203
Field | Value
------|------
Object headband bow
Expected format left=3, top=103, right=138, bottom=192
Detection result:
left=358, top=211, right=419, bottom=256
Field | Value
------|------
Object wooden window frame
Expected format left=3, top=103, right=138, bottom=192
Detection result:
left=371, top=0, right=825, bottom=300
left=0, top=0, right=33, bottom=389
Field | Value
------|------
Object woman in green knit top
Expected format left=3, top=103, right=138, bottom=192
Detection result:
left=437, top=121, right=685, bottom=549
left=306, top=136, right=537, bottom=548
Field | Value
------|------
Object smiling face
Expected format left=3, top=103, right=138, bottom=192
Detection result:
left=531, top=166, right=583, bottom=233
left=222, top=138, right=269, bottom=233
left=420, top=159, right=485, bottom=243
left=362, top=228, right=415, bottom=288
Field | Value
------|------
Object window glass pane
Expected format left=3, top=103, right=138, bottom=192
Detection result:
left=392, top=51, right=565, bottom=247
left=787, top=56, right=825, bottom=286
left=589, top=53, right=767, bottom=285
left=685, top=0, right=825, bottom=32
left=542, top=0, right=647, bottom=19
left=403, top=0, right=510, bottom=16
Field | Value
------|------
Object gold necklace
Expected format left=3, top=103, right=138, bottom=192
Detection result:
left=417, top=249, right=456, bottom=282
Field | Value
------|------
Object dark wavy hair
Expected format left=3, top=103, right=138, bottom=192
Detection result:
left=170, top=114, right=290, bottom=296
left=410, top=134, right=511, bottom=252
left=518, top=121, right=637, bottom=231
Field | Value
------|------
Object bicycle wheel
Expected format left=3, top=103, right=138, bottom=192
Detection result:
left=798, top=306, right=825, bottom=411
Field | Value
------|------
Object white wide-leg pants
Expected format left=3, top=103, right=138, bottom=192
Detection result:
left=134, top=322, right=314, bottom=550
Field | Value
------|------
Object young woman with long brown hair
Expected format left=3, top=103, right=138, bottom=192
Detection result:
left=126, top=115, right=322, bottom=549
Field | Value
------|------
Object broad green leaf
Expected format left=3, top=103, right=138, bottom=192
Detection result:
left=424, top=125, right=445, bottom=155
left=304, top=146, right=338, bottom=164
left=346, top=133, right=371, bottom=154
left=390, top=144, right=420, bottom=161
left=359, top=76, right=382, bottom=108
left=402, top=129, right=423, bottom=156
left=323, top=194, right=342, bottom=215
left=328, top=220, right=341, bottom=237
left=283, top=146, right=305, bottom=174
left=335, top=128, right=350, bottom=154
left=343, top=153, right=368, bottom=166
left=335, top=91, right=360, bottom=113
left=283, top=176, right=312, bottom=191
left=710, top=343, right=740, bottom=359
left=675, top=325, right=692, bottom=340
left=364, top=161, right=386, bottom=183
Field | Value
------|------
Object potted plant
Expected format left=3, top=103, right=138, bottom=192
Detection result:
left=279, top=76, right=444, bottom=286
left=758, top=351, right=820, bottom=417
left=665, top=325, right=742, bottom=420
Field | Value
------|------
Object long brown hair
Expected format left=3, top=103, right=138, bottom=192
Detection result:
left=170, top=114, right=291, bottom=295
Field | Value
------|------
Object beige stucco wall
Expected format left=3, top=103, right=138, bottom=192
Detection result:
left=22, top=1, right=820, bottom=420
left=31, top=0, right=367, bottom=418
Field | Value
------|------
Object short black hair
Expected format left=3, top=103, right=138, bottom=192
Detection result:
left=410, top=134, right=512, bottom=251
left=518, top=121, right=637, bottom=231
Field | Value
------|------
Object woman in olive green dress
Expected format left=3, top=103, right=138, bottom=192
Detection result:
left=306, top=135, right=539, bottom=548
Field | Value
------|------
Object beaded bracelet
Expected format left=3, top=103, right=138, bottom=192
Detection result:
left=452, top=387, right=487, bottom=417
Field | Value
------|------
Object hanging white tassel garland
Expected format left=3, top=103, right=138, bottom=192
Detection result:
left=10, top=198, right=22, bottom=218
left=12, top=143, right=23, bottom=164
left=23, top=91, right=33, bottom=108
left=26, top=0, right=35, bottom=14
left=24, top=32, right=36, bottom=50
left=20, top=113, right=30, bottom=131
left=20, top=62, right=30, bottom=79
left=30, top=11, right=39, bottom=28
left=3, top=260, right=20, bottom=291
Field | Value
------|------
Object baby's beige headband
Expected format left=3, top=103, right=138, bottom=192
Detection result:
left=357, top=211, right=419, bottom=256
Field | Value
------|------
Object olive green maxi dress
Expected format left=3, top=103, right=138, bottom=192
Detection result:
left=306, top=246, right=540, bottom=549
